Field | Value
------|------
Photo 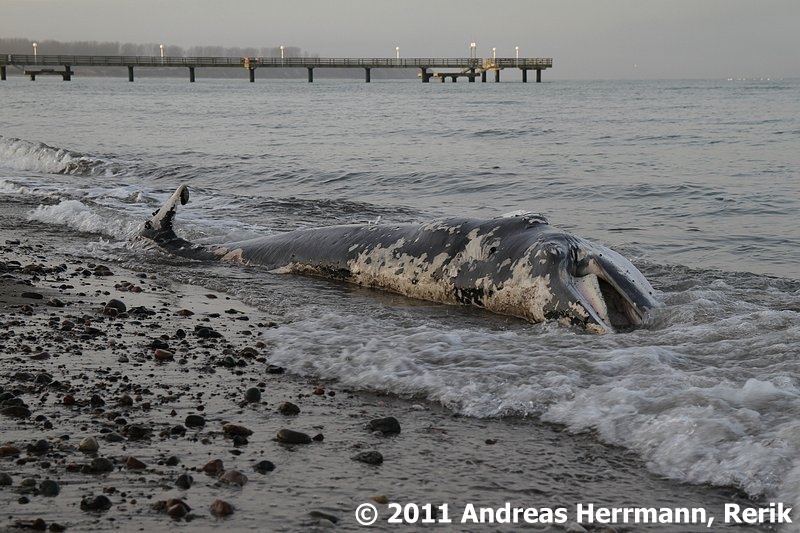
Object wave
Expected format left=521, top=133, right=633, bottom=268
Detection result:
left=256, top=269, right=800, bottom=504
left=0, top=135, right=119, bottom=177
left=26, top=199, right=141, bottom=239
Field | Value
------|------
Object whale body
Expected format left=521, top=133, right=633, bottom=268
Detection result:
left=140, top=185, right=661, bottom=333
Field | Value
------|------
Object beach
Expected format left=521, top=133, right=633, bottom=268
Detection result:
left=1, top=77, right=798, bottom=531
left=0, top=220, right=774, bottom=533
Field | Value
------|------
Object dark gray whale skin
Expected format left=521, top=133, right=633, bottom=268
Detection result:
left=141, top=185, right=661, bottom=333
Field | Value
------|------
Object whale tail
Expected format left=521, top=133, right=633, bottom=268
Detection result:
left=139, top=185, right=217, bottom=260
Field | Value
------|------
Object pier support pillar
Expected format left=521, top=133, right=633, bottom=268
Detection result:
left=63, top=66, right=72, bottom=81
left=189, top=67, right=196, bottom=83
left=307, top=67, right=314, bottom=82
left=481, top=71, right=487, bottom=83
left=128, top=66, right=134, bottom=82
left=28, top=73, right=36, bottom=81
left=521, top=69, right=528, bottom=83
left=249, top=67, right=255, bottom=83
left=494, top=69, right=500, bottom=83
left=1, top=66, right=6, bottom=81
left=469, top=68, right=475, bottom=82
left=365, top=67, right=371, bottom=83
left=536, top=69, right=542, bottom=83
left=420, top=67, right=430, bottom=83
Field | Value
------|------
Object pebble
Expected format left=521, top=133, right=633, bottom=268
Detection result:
left=218, top=469, right=248, bottom=486
left=78, top=436, right=100, bottom=453
left=27, top=439, right=50, bottom=454
left=276, top=428, right=312, bottom=444
left=367, top=416, right=401, bottom=436
left=21, top=291, right=44, bottom=300
left=166, top=499, right=191, bottom=519
left=39, top=479, right=60, bottom=497
left=0, top=405, right=32, bottom=418
left=154, top=348, right=174, bottom=361
left=105, top=299, right=127, bottom=313
left=243, top=387, right=261, bottom=403
left=278, top=401, right=300, bottom=416
left=202, top=459, right=224, bottom=475
left=80, top=494, right=113, bottom=512
left=253, top=460, right=275, bottom=474
left=209, top=499, right=234, bottom=517
left=0, top=472, right=13, bottom=486
left=88, top=457, right=115, bottom=474
left=0, top=445, right=21, bottom=457
left=222, top=423, right=253, bottom=437
left=309, top=510, right=340, bottom=524
left=175, top=473, right=194, bottom=489
left=125, top=456, right=147, bottom=470
left=185, top=414, right=205, bottom=428
left=125, top=424, right=151, bottom=440
left=372, top=495, right=389, bottom=504
left=352, top=451, right=384, bottom=465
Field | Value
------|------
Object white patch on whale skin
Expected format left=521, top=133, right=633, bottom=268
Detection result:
left=481, top=253, right=554, bottom=323
left=218, top=248, right=245, bottom=263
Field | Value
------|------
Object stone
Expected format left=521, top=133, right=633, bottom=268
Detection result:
left=367, top=416, right=401, bottom=435
left=218, top=469, right=248, bottom=486
left=278, top=402, right=300, bottom=416
left=253, top=460, right=275, bottom=474
left=80, top=494, right=112, bottom=512
left=351, top=451, right=384, bottom=465
left=154, top=348, right=174, bottom=361
left=185, top=414, right=205, bottom=428
left=125, top=456, right=146, bottom=470
left=175, top=473, right=193, bottom=490
left=209, top=499, right=234, bottom=517
left=0, top=406, right=31, bottom=418
left=88, top=457, right=114, bottom=473
left=39, top=479, right=60, bottom=497
left=243, top=387, right=261, bottom=403
left=202, top=459, right=224, bottom=475
left=276, top=428, right=312, bottom=444
left=222, top=423, right=253, bottom=437
left=105, top=299, right=126, bottom=313
left=78, top=436, right=99, bottom=453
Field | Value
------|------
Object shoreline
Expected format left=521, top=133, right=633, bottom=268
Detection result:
left=0, top=233, right=772, bottom=532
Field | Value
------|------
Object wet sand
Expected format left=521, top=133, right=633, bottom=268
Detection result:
left=0, top=230, right=770, bottom=533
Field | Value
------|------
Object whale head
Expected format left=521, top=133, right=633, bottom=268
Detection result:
left=535, top=235, right=661, bottom=333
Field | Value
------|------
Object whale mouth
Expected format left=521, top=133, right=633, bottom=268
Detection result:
left=572, top=272, right=646, bottom=333
left=598, top=277, right=642, bottom=330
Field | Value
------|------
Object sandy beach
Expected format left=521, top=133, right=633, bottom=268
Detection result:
left=0, top=222, right=772, bottom=533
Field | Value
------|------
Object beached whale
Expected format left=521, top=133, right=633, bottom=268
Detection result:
left=140, top=185, right=661, bottom=333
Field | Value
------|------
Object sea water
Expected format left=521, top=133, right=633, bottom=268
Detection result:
left=1, top=76, right=799, bottom=523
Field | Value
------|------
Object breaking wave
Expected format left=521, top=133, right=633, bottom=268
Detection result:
left=0, top=135, right=117, bottom=176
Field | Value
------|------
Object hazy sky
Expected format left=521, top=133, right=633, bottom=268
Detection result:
left=3, top=0, right=798, bottom=79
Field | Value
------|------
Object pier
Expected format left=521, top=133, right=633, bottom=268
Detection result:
left=1, top=54, right=552, bottom=83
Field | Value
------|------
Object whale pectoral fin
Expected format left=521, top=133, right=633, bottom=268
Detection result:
left=142, top=185, right=189, bottom=240
left=138, top=185, right=217, bottom=261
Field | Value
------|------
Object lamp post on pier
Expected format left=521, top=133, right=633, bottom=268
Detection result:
left=32, top=42, right=37, bottom=63
left=395, top=46, right=400, bottom=60
left=159, top=44, right=164, bottom=63
left=280, top=45, right=285, bottom=65
left=469, top=42, right=476, bottom=60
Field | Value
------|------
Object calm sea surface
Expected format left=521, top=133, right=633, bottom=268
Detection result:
left=1, top=77, right=799, bottom=521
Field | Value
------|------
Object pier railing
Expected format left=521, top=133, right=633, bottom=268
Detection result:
left=1, top=54, right=553, bottom=82
left=3, top=54, right=552, bottom=69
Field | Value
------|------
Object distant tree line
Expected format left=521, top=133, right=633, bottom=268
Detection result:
left=1, top=38, right=413, bottom=79
left=1, top=37, right=306, bottom=59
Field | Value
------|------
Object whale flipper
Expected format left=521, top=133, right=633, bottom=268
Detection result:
left=139, top=185, right=216, bottom=260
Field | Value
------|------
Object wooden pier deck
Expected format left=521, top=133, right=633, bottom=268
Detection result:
left=1, top=54, right=553, bottom=83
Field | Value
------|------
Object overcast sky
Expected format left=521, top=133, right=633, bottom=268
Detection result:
left=3, top=0, right=798, bottom=79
